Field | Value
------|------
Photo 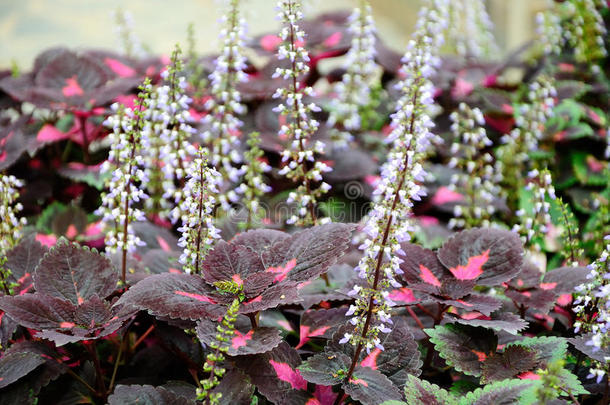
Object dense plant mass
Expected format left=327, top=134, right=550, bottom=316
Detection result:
left=1, top=0, right=610, bottom=403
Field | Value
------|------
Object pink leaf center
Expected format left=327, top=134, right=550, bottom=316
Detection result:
left=296, top=325, right=330, bottom=349
left=388, top=287, right=416, bottom=304
left=62, top=76, right=84, bottom=97
left=269, top=360, right=308, bottom=390
left=231, top=330, right=254, bottom=349
left=260, top=35, right=282, bottom=51
left=174, top=290, right=217, bottom=304
left=322, top=31, right=342, bottom=48
left=104, top=57, right=136, bottom=77
left=419, top=264, right=441, bottom=287
left=431, top=186, right=464, bottom=206
left=448, top=249, right=490, bottom=280
left=266, top=258, right=297, bottom=283
left=360, top=348, right=381, bottom=370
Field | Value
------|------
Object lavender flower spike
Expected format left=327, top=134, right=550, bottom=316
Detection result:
left=274, top=0, right=332, bottom=226
left=201, top=0, right=249, bottom=212
left=344, top=0, right=447, bottom=352
left=0, top=174, right=27, bottom=254
left=327, top=0, right=379, bottom=147
left=574, top=234, right=610, bottom=382
left=96, top=80, right=152, bottom=283
left=173, top=148, right=222, bottom=275
left=142, top=46, right=197, bottom=219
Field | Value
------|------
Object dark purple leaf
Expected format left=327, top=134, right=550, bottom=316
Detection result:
left=506, top=261, right=542, bottom=290
left=297, top=351, right=351, bottom=385
left=196, top=320, right=282, bottom=356
left=0, top=116, right=29, bottom=171
left=238, top=281, right=301, bottom=314
left=343, top=366, right=403, bottom=405
left=131, top=222, right=178, bottom=254
left=202, top=240, right=274, bottom=297
left=328, top=318, right=422, bottom=385
left=210, top=368, right=255, bottom=405
left=0, top=294, right=74, bottom=329
left=541, top=266, right=589, bottom=294
left=115, top=273, right=224, bottom=321
left=426, top=324, right=498, bottom=377
left=504, top=288, right=557, bottom=314
left=108, top=385, right=195, bottom=405
left=298, top=263, right=355, bottom=310
left=506, top=336, right=567, bottom=365
left=569, top=334, right=610, bottom=363
left=0, top=351, right=45, bottom=389
left=5, top=234, right=48, bottom=281
left=461, top=379, right=534, bottom=405
left=297, top=307, right=347, bottom=349
left=234, top=342, right=308, bottom=404
left=3, top=234, right=46, bottom=295
left=2, top=341, right=68, bottom=394
left=481, top=346, right=538, bottom=383
left=437, top=228, right=524, bottom=286
left=452, top=312, right=528, bottom=335
left=268, top=223, right=356, bottom=284
left=401, top=374, right=454, bottom=405
left=438, top=294, right=503, bottom=316
left=325, top=148, right=377, bottom=182
left=141, top=249, right=181, bottom=274
left=357, top=318, right=423, bottom=385
left=0, top=313, right=17, bottom=349
left=33, top=239, right=117, bottom=305
left=398, top=243, right=448, bottom=291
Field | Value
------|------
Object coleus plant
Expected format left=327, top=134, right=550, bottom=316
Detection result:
left=0, top=0, right=609, bottom=404
left=0, top=238, right=136, bottom=346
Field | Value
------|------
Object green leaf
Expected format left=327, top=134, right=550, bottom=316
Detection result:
left=556, top=368, right=588, bottom=396
left=402, top=375, right=457, bottom=405
left=343, top=366, right=403, bottom=405
left=571, top=151, right=608, bottom=186
left=297, top=351, right=350, bottom=386
left=55, top=114, right=74, bottom=133
left=458, top=379, right=534, bottom=405
left=506, top=336, right=567, bottom=365
left=425, top=324, right=497, bottom=377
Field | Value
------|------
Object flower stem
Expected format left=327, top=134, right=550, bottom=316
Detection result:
left=288, top=0, right=316, bottom=225
left=334, top=90, right=419, bottom=405
left=78, top=115, right=90, bottom=164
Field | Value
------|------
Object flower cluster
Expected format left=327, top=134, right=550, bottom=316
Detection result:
left=497, top=74, right=556, bottom=207
left=447, top=0, right=498, bottom=59
left=536, top=2, right=564, bottom=56
left=172, top=148, right=221, bottom=274
left=112, top=9, right=147, bottom=59
left=327, top=0, right=378, bottom=147
left=201, top=0, right=248, bottom=211
left=0, top=174, right=26, bottom=254
left=97, top=81, right=152, bottom=282
left=561, top=0, right=608, bottom=65
left=0, top=174, right=26, bottom=296
left=512, top=168, right=556, bottom=247
left=196, top=298, right=240, bottom=404
left=448, top=103, right=503, bottom=229
left=341, top=0, right=446, bottom=351
left=142, top=46, right=197, bottom=219
left=273, top=0, right=332, bottom=226
left=573, top=235, right=610, bottom=383
left=235, top=132, right=272, bottom=229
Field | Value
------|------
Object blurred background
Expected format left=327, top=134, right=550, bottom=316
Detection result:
left=0, top=0, right=548, bottom=68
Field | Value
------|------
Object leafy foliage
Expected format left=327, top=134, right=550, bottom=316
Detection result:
left=0, top=1, right=608, bottom=403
